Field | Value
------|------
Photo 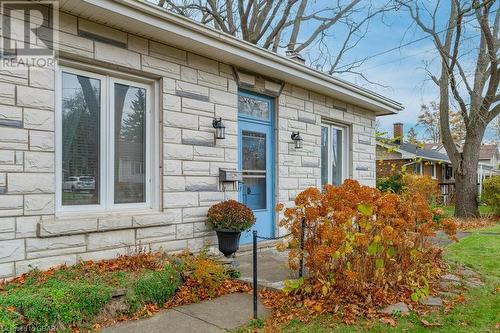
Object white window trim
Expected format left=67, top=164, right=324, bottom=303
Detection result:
left=431, top=162, right=437, bottom=179
left=415, top=161, right=423, bottom=175
left=321, top=122, right=350, bottom=186
left=55, top=65, right=160, bottom=215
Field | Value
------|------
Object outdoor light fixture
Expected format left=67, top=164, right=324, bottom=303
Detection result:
left=212, top=117, right=226, bottom=140
left=291, top=131, right=303, bottom=149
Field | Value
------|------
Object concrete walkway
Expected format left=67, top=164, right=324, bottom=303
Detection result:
left=102, top=236, right=471, bottom=332
left=236, top=248, right=296, bottom=290
left=431, top=230, right=471, bottom=247
left=101, top=293, right=269, bottom=333
left=101, top=249, right=287, bottom=332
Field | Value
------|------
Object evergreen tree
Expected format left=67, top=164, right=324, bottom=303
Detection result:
left=121, top=89, right=146, bottom=143
left=407, top=127, right=419, bottom=144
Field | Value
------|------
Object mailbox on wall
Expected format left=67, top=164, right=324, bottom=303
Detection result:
left=219, top=169, right=242, bottom=182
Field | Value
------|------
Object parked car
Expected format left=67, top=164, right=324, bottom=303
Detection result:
left=63, top=176, right=96, bottom=192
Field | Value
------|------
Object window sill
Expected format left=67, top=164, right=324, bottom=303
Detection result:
left=55, top=207, right=158, bottom=219
left=38, top=210, right=177, bottom=238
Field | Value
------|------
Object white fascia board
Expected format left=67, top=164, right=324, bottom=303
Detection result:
left=61, top=0, right=403, bottom=115
left=416, top=156, right=451, bottom=163
left=478, top=162, right=498, bottom=170
left=376, top=142, right=450, bottom=163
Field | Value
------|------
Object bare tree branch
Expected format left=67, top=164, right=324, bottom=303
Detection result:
left=287, top=0, right=307, bottom=51
left=399, top=0, right=500, bottom=217
left=294, top=0, right=361, bottom=53
left=159, top=0, right=392, bottom=83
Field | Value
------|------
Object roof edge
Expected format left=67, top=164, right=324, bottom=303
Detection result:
left=78, top=0, right=403, bottom=115
left=376, top=141, right=451, bottom=163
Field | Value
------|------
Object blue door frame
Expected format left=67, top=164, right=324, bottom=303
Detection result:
left=237, top=90, right=275, bottom=244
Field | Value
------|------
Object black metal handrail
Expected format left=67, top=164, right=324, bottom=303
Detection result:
left=251, top=218, right=306, bottom=319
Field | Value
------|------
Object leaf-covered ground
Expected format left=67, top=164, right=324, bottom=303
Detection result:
left=0, top=251, right=250, bottom=332
left=235, top=222, right=500, bottom=332
left=437, top=204, right=494, bottom=218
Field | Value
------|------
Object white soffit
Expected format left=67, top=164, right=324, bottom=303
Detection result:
left=59, top=0, right=403, bottom=115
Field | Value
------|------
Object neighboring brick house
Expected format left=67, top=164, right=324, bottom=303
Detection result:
left=0, top=0, right=402, bottom=279
left=376, top=123, right=453, bottom=181
left=376, top=124, right=500, bottom=202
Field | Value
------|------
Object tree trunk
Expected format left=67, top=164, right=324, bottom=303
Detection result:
left=454, top=159, right=479, bottom=218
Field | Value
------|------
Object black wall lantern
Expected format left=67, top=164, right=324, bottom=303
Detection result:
left=291, top=131, right=303, bottom=149
left=212, top=117, right=226, bottom=140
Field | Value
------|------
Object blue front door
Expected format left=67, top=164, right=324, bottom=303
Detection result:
left=238, top=91, right=274, bottom=244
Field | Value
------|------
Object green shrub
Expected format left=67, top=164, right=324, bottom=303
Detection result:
left=482, top=176, right=500, bottom=215
left=128, top=264, right=180, bottom=311
left=0, top=256, right=183, bottom=331
left=376, top=174, right=404, bottom=193
left=177, top=250, right=229, bottom=301
left=0, top=280, right=112, bottom=331
left=0, top=306, right=22, bottom=333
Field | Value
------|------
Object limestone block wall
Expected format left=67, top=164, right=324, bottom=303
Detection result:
left=0, top=10, right=377, bottom=279
left=276, top=84, right=377, bottom=209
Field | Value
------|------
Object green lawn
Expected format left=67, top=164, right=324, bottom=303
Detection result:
left=471, top=224, right=500, bottom=233
left=0, top=255, right=181, bottom=332
left=61, top=192, right=96, bottom=205
left=445, top=227, right=500, bottom=281
left=438, top=205, right=494, bottom=217
left=241, top=226, right=500, bottom=333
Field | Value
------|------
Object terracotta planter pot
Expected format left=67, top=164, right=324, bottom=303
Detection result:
left=216, top=229, right=241, bottom=258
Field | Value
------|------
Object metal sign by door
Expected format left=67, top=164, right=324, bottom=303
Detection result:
left=237, top=91, right=274, bottom=244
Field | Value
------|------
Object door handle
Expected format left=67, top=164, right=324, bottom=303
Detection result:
left=247, top=187, right=251, bottom=195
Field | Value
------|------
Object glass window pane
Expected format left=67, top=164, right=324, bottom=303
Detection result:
left=332, top=128, right=343, bottom=186
left=238, top=95, right=269, bottom=119
left=61, top=72, right=100, bottom=206
left=321, top=126, right=329, bottom=188
left=242, top=131, right=266, bottom=171
left=243, top=177, right=266, bottom=210
left=241, top=130, right=266, bottom=210
left=114, top=83, right=146, bottom=204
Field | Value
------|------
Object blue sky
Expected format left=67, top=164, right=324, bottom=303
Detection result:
left=156, top=1, right=497, bottom=142
left=298, top=2, right=497, bottom=142
left=341, top=9, right=439, bottom=140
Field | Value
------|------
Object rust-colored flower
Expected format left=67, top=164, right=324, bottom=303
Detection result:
left=271, top=178, right=456, bottom=322
left=206, top=200, right=255, bottom=231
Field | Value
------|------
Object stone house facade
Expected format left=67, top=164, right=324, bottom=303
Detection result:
left=0, top=0, right=401, bottom=279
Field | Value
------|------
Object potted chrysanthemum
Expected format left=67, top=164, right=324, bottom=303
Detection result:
left=206, top=200, right=255, bottom=257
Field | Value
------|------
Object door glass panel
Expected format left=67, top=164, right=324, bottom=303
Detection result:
left=242, top=130, right=267, bottom=210
left=321, top=126, right=329, bottom=188
left=61, top=72, right=100, bottom=206
left=114, top=83, right=146, bottom=204
left=243, top=178, right=266, bottom=210
left=238, top=95, right=269, bottom=120
left=242, top=131, right=266, bottom=170
left=332, top=128, right=343, bottom=186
